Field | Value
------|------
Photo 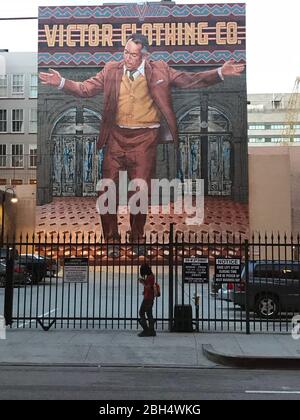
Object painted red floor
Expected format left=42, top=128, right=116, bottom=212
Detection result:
left=36, top=196, right=249, bottom=241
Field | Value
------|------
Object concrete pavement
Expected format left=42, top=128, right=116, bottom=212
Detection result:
left=0, top=329, right=300, bottom=369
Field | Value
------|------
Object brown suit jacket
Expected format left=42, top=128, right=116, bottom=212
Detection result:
left=63, top=60, right=222, bottom=149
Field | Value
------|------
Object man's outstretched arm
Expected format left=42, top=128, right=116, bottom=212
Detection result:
left=39, top=67, right=105, bottom=97
left=169, top=59, right=245, bottom=89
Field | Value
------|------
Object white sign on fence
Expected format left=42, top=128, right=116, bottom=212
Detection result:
left=64, top=258, right=89, bottom=283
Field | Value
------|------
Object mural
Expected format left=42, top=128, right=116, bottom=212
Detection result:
left=37, top=2, right=248, bottom=239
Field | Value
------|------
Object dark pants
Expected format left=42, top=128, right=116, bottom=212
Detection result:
left=139, top=299, right=155, bottom=331
left=99, top=126, right=158, bottom=242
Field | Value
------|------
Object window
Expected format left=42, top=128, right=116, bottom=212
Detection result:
left=272, top=99, right=282, bottom=109
left=0, top=179, right=6, bottom=185
left=30, top=74, right=38, bottom=98
left=12, top=109, right=24, bottom=132
left=249, top=138, right=265, bottom=143
left=29, top=109, right=37, bottom=133
left=254, top=264, right=281, bottom=279
left=12, top=74, right=24, bottom=94
left=271, top=137, right=286, bottom=143
left=270, top=124, right=289, bottom=130
left=293, top=125, right=300, bottom=130
left=29, top=144, right=37, bottom=167
left=247, top=104, right=264, bottom=112
left=0, top=75, right=8, bottom=97
left=11, top=179, right=23, bottom=185
left=12, top=144, right=24, bottom=167
left=280, top=265, right=300, bottom=280
left=0, top=110, right=7, bottom=132
left=248, top=125, right=265, bottom=130
left=254, top=264, right=300, bottom=280
left=30, top=179, right=37, bottom=185
left=208, top=108, right=230, bottom=132
left=294, top=138, right=300, bottom=142
left=0, top=144, right=7, bottom=167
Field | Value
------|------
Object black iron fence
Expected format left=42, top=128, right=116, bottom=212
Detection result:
left=1, top=227, right=300, bottom=333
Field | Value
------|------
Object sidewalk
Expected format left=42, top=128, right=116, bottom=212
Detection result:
left=1, top=329, right=300, bottom=369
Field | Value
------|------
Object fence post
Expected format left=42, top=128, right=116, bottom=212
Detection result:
left=168, top=223, right=174, bottom=331
left=4, top=244, right=15, bottom=326
left=244, top=239, right=250, bottom=335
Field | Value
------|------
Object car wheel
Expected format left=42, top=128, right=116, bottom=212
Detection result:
left=255, top=294, right=279, bottom=319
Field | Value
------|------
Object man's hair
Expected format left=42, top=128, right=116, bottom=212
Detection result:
left=126, top=33, right=149, bottom=53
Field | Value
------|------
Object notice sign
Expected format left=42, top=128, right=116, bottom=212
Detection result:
left=64, top=258, right=88, bottom=283
left=215, top=258, right=241, bottom=282
left=183, top=258, right=209, bottom=283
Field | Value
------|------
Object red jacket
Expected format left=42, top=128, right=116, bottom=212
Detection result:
left=63, top=60, right=222, bottom=149
left=143, top=274, right=155, bottom=300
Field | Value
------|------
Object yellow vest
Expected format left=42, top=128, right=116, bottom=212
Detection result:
left=116, top=74, right=160, bottom=127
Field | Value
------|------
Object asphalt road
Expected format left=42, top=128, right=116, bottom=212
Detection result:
left=0, top=366, right=300, bottom=400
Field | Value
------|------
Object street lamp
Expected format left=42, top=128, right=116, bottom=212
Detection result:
left=1, top=187, right=18, bottom=246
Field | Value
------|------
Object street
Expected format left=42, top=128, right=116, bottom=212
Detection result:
left=0, top=365, right=300, bottom=400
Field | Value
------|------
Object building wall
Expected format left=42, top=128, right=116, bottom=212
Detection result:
left=248, top=146, right=292, bottom=238
left=0, top=189, right=17, bottom=242
left=248, top=93, right=300, bottom=145
left=0, top=52, right=37, bottom=186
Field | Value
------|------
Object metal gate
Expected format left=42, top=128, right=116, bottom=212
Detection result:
left=1, top=228, right=299, bottom=333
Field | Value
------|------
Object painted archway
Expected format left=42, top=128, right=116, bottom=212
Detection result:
left=178, top=106, right=232, bottom=196
left=51, top=107, right=103, bottom=197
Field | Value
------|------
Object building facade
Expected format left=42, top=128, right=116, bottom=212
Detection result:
left=248, top=93, right=300, bottom=145
left=0, top=52, right=38, bottom=187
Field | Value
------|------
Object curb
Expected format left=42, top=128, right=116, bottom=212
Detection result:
left=0, top=362, right=215, bottom=369
left=202, top=344, right=300, bottom=369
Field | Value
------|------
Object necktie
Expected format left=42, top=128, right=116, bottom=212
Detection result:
left=127, top=69, right=136, bottom=81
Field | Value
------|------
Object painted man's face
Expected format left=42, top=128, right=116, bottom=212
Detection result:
left=123, top=40, right=143, bottom=71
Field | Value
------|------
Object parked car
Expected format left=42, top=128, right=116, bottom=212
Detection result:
left=19, top=254, right=59, bottom=278
left=0, top=262, right=32, bottom=287
left=17, top=255, right=54, bottom=283
left=229, top=260, right=300, bottom=318
left=0, top=248, right=59, bottom=283
left=0, top=247, right=19, bottom=261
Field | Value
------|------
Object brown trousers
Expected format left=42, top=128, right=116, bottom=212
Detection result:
left=99, top=126, right=158, bottom=241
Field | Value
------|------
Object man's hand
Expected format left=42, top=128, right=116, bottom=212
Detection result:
left=221, top=59, right=245, bottom=77
left=39, top=68, right=62, bottom=87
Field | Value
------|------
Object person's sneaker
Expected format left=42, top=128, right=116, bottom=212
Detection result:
left=137, top=330, right=150, bottom=337
left=148, top=330, right=156, bottom=337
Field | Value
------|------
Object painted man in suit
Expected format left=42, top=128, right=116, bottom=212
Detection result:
left=39, top=33, right=244, bottom=247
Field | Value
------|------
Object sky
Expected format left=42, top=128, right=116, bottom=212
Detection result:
left=0, top=0, right=299, bottom=93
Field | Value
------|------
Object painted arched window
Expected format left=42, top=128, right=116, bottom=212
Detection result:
left=51, top=108, right=103, bottom=196
left=178, top=106, right=232, bottom=196
left=208, top=107, right=230, bottom=132
left=178, top=106, right=230, bottom=133
left=52, top=107, right=101, bottom=135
